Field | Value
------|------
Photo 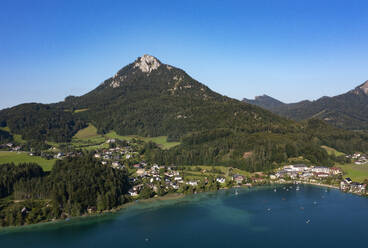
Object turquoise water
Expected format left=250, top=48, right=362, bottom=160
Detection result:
left=1, top=185, right=368, bottom=248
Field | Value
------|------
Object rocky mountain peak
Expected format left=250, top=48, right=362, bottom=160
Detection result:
left=359, top=80, right=368, bottom=94
left=134, top=54, right=161, bottom=73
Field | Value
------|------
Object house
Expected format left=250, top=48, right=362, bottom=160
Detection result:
left=311, top=167, right=331, bottom=174
left=94, top=153, right=101, bottom=158
left=330, top=167, right=343, bottom=175
left=136, top=169, right=146, bottom=176
left=174, top=176, right=182, bottom=181
left=314, top=172, right=329, bottom=178
left=55, top=152, right=64, bottom=159
left=352, top=153, right=361, bottom=159
left=233, top=174, right=244, bottom=184
left=216, top=177, right=226, bottom=184
left=344, top=178, right=353, bottom=184
left=350, top=183, right=366, bottom=194
left=128, top=189, right=139, bottom=196
left=106, top=139, right=116, bottom=144
left=269, top=175, right=277, bottom=180
left=186, top=181, right=198, bottom=186
left=289, top=164, right=309, bottom=172
left=340, top=181, right=349, bottom=191
left=112, top=161, right=121, bottom=168
left=275, top=170, right=288, bottom=178
left=133, top=163, right=142, bottom=169
left=252, top=177, right=265, bottom=183
left=300, top=172, right=314, bottom=179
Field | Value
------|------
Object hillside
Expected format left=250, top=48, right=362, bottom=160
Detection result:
left=243, top=94, right=286, bottom=110
left=61, top=55, right=294, bottom=140
left=243, top=81, right=368, bottom=130
left=1, top=55, right=368, bottom=170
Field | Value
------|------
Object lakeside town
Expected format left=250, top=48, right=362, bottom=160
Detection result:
left=1, top=138, right=367, bottom=198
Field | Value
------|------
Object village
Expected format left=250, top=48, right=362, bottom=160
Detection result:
left=1, top=139, right=368, bottom=197
left=270, top=164, right=367, bottom=195
left=90, top=140, right=368, bottom=197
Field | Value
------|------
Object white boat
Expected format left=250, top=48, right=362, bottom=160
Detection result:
left=296, top=186, right=300, bottom=191
left=273, top=189, right=277, bottom=192
left=306, top=219, right=310, bottom=224
left=235, top=189, right=239, bottom=195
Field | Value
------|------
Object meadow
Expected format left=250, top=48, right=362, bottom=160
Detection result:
left=0, top=151, right=56, bottom=171
left=321, top=145, right=346, bottom=156
left=338, top=163, right=368, bottom=182
left=105, top=131, right=180, bottom=149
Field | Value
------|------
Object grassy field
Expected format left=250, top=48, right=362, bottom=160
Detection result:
left=287, top=156, right=312, bottom=165
left=0, top=126, right=26, bottom=144
left=0, top=151, right=56, bottom=171
left=0, top=126, right=11, bottom=132
left=338, top=163, right=368, bottom=182
left=74, top=108, right=89, bottom=113
left=105, top=131, right=180, bottom=149
left=321, top=145, right=345, bottom=156
left=179, top=165, right=252, bottom=181
left=74, top=124, right=100, bottom=139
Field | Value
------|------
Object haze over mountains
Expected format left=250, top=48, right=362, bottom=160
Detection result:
left=243, top=81, right=368, bottom=130
left=1, top=55, right=368, bottom=171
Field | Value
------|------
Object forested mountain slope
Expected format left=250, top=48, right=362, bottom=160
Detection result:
left=243, top=81, right=368, bottom=130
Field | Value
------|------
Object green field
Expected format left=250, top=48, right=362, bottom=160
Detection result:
left=321, top=145, right=345, bottom=156
left=105, top=131, right=180, bottom=149
left=0, top=126, right=11, bottom=132
left=0, top=126, right=26, bottom=144
left=74, top=108, right=89, bottom=113
left=0, top=151, right=56, bottom=171
left=73, top=124, right=100, bottom=139
left=338, top=163, right=368, bottom=182
left=179, top=165, right=252, bottom=181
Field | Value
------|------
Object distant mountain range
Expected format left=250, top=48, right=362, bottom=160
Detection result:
left=243, top=81, right=368, bottom=130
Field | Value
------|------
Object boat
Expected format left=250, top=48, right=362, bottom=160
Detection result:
left=306, top=219, right=310, bottom=224
left=296, top=186, right=300, bottom=191
left=273, top=189, right=277, bottom=192
left=235, top=189, right=239, bottom=195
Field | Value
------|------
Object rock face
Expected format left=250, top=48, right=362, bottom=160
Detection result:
left=133, top=54, right=161, bottom=73
left=359, top=80, right=368, bottom=94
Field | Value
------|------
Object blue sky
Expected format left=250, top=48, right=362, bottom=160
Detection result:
left=1, top=0, right=367, bottom=109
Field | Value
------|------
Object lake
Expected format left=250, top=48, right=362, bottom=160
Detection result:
left=1, top=185, right=367, bottom=248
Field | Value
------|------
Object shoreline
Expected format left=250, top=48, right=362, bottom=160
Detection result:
left=0, top=193, right=186, bottom=231
left=0, top=182, right=363, bottom=230
left=301, top=182, right=339, bottom=190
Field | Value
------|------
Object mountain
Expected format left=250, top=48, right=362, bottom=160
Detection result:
left=243, top=95, right=285, bottom=110
left=1, top=54, right=368, bottom=171
left=243, top=80, right=368, bottom=130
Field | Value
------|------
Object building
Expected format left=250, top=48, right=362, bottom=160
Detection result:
left=216, top=177, right=226, bottom=184
left=233, top=174, right=244, bottom=184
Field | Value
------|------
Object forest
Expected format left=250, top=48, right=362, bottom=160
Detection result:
left=0, top=156, right=130, bottom=226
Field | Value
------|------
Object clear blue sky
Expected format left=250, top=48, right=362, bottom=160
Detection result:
left=1, top=0, right=368, bottom=109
